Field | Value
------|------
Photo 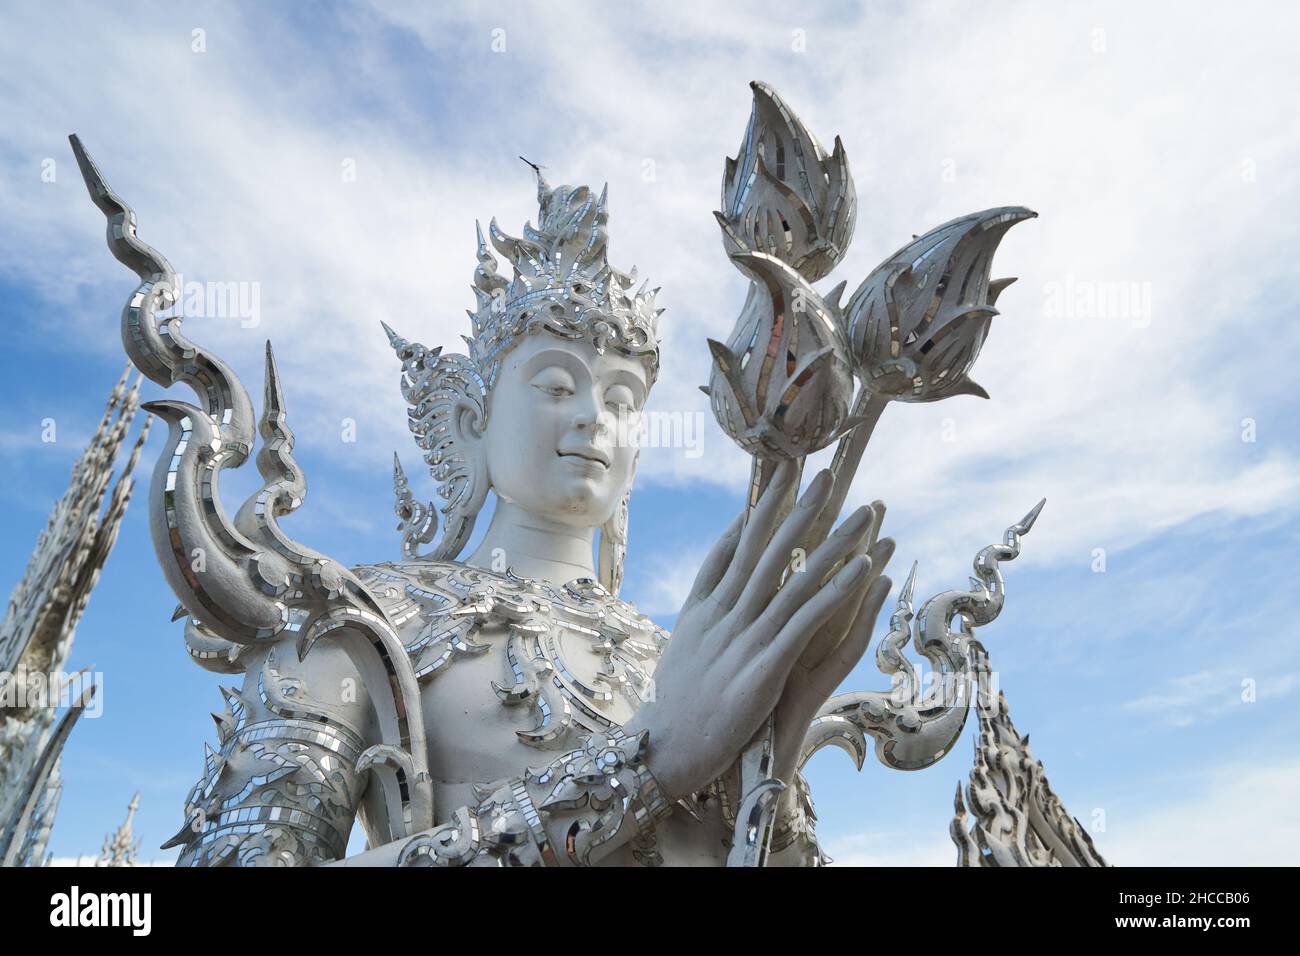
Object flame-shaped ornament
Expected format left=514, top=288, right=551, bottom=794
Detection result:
left=716, top=80, right=856, bottom=283
left=844, top=208, right=1036, bottom=402
left=705, top=251, right=856, bottom=460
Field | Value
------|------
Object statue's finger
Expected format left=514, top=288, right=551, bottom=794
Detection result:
left=869, top=500, right=886, bottom=545
left=763, top=555, right=873, bottom=669
left=799, top=535, right=892, bottom=670
left=729, top=468, right=833, bottom=626
left=713, top=458, right=798, bottom=607
left=683, top=510, right=744, bottom=611
left=812, top=574, right=892, bottom=700
left=760, top=504, right=874, bottom=634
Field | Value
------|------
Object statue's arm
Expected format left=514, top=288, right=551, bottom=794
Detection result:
left=168, top=638, right=375, bottom=867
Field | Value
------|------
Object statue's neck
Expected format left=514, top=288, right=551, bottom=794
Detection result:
left=465, top=498, right=598, bottom=585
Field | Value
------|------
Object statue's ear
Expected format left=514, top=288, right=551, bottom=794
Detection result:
left=456, top=401, right=487, bottom=448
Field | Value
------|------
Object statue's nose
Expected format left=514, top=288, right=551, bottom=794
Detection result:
left=574, top=414, right=610, bottom=436
left=571, top=393, right=611, bottom=434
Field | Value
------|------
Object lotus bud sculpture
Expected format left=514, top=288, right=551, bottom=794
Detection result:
left=844, top=207, right=1036, bottom=403
left=705, top=82, right=1038, bottom=865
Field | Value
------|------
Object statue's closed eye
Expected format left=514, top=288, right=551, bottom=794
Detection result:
left=529, top=367, right=576, bottom=397
left=604, top=384, right=636, bottom=410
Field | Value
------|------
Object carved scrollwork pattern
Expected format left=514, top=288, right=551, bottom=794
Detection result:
left=397, top=727, right=672, bottom=867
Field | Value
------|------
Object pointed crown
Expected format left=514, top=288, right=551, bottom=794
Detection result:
left=467, top=168, right=662, bottom=389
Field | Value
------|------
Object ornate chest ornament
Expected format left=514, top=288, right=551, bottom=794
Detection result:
left=356, top=561, right=667, bottom=749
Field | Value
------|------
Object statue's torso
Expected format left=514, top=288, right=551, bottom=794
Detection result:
left=353, top=560, right=730, bottom=866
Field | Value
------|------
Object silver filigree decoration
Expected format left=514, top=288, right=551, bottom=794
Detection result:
left=397, top=727, right=672, bottom=867
left=951, top=643, right=1109, bottom=867
left=472, top=171, right=661, bottom=389
left=382, top=323, right=487, bottom=562
left=352, top=562, right=667, bottom=751
left=800, top=499, right=1044, bottom=773
left=392, top=453, right=437, bottom=560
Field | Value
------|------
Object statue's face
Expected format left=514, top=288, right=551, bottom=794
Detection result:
left=479, top=332, right=649, bottom=527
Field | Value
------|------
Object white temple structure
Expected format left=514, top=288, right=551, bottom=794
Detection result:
left=0, top=366, right=150, bottom=866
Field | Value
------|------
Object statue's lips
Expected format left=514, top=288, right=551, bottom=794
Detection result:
left=557, top=449, right=611, bottom=469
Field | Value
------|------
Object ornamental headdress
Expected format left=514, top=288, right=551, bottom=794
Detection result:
left=384, top=168, right=662, bottom=592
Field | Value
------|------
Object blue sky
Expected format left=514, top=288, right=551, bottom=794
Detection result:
left=2, top=0, right=1298, bottom=864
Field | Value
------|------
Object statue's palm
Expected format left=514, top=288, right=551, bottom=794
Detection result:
left=629, top=462, right=890, bottom=802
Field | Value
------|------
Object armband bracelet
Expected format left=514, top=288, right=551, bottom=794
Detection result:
left=397, top=727, right=674, bottom=867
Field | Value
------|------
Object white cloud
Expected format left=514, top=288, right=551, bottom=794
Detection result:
left=1104, top=757, right=1300, bottom=866
left=1123, top=668, right=1300, bottom=730
left=1, top=1, right=1294, bottom=590
left=626, top=545, right=708, bottom=618
left=825, top=756, right=1300, bottom=867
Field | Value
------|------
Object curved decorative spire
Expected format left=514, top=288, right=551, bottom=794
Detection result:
left=69, top=135, right=435, bottom=841
left=1, top=366, right=148, bottom=867
left=952, top=643, right=1109, bottom=867
left=799, top=499, right=1045, bottom=773
left=95, top=791, right=141, bottom=867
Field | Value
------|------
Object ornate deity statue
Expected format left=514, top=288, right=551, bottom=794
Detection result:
left=66, top=81, right=1102, bottom=867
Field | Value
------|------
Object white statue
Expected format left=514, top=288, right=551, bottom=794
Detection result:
left=65, top=82, right=1098, bottom=867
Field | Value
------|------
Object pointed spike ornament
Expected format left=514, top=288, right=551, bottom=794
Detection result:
left=900, top=560, right=919, bottom=605
left=1018, top=497, right=1047, bottom=535
left=392, top=451, right=438, bottom=561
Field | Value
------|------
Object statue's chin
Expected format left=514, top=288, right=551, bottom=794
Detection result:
left=509, top=462, right=620, bottom=523
left=556, top=485, right=612, bottom=522
left=520, top=482, right=616, bottom=526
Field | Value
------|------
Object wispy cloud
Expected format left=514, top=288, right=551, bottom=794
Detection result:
left=1124, top=668, right=1300, bottom=729
left=825, top=755, right=1300, bottom=866
left=2, top=0, right=1296, bottom=583
left=625, top=545, right=707, bottom=618
left=822, top=830, right=955, bottom=867
left=1103, top=757, right=1300, bottom=866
